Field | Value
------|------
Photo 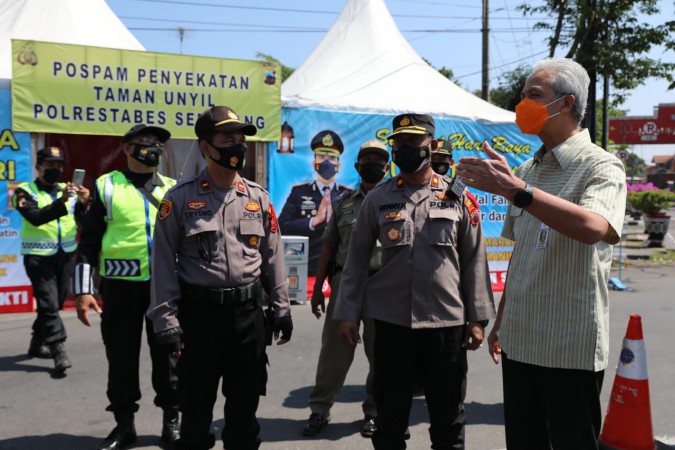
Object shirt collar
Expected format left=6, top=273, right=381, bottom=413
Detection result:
left=315, top=180, right=335, bottom=191
left=548, top=129, right=590, bottom=170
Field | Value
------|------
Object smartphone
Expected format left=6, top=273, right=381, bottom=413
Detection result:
left=72, top=169, right=86, bottom=187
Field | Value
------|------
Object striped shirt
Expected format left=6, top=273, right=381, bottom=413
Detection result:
left=500, top=129, right=626, bottom=371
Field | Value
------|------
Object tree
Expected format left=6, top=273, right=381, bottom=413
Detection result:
left=255, top=52, right=294, bottom=82
left=423, top=58, right=462, bottom=87
left=518, top=0, right=675, bottom=140
left=488, top=65, right=530, bottom=111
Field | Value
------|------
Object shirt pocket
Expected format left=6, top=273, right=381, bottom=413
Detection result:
left=184, top=219, right=220, bottom=261
left=428, top=208, right=458, bottom=246
left=378, top=210, right=410, bottom=248
left=240, top=219, right=264, bottom=257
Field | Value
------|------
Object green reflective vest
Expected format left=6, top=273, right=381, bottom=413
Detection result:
left=15, top=182, right=78, bottom=256
left=96, top=171, right=176, bottom=281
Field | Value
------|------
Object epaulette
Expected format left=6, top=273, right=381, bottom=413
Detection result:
left=463, top=190, right=481, bottom=226
left=169, top=173, right=199, bottom=192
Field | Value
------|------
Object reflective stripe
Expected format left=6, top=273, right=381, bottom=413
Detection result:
left=103, top=176, right=114, bottom=221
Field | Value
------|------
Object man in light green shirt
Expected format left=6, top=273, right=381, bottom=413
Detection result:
left=456, top=57, right=626, bottom=449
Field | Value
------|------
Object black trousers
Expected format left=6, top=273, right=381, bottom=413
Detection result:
left=99, top=278, right=178, bottom=415
left=23, top=250, right=74, bottom=345
left=173, top=298, right=268, bottom=450
left=502, top=353, right=604, bottom=450
left=372, top=320, right=467, bottom=450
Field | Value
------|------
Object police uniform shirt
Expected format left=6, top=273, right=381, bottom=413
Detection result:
left=322, top=185, right=381, bottom=271
left=14, top=179, right=87, bottom=228
left=148, top=169, right=291, bottom=332
left=334, top=174, right=495, bottom=329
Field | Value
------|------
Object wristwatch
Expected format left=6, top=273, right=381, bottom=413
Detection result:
left=512, top=182, right=534, bottom=208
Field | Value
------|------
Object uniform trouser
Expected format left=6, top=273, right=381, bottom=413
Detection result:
left=372, top=320, right=467, bottom=450
left=23, top=250, right=73, bottom=345
left=174, top=297, right=268, bottom=450
left=502, top=353, right=604, bottom=450
left=308, top=272, right=376, bottom=417
left=99, top=278, right=178, bottom=416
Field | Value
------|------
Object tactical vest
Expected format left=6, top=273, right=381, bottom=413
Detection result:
left=96, top=171, right=175, bottom=281
left=15, top=182, right=78, bottom=256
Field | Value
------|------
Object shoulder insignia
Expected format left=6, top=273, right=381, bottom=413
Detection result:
left=463, top=191, right=480, bottom=226
left=430, top=175, right=440, bottom=188
left=245, top=201, right=261, bottom=212
left=158, top=199, right=172, bottom=220
left=237, top=180, right=246, bottom=194
left=268, top=203, right=279, bottom=233
left=395, top=177, right=405, bottom=188
left=199, top=179, right=211, bottom=192
left=187, top=201, right=206, bottom=210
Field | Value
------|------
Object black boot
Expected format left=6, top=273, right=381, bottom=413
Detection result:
left=161, top=408, right=180, bottom=442
left=97, top=413, right=137, bottom=450
left=49, top=341, right=71, bottom=373
left=28, top=335, right=52, bottom=359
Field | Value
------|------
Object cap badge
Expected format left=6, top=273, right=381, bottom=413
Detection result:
left=387, top=227, right=401, bottom=241
left=245, top=201, right=261, bottom=212
left=400, top=116, right=410, bottom=126
left=228, top=110, right=239, bottom=120
left=322, top=133, right=334, bottom=148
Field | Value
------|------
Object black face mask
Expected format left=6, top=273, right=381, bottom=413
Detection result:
left=431, top=161, right=450, bottom=176
left=42, top=168, right=63, bottom=185
left=131, top=143, right=163, bottom=167
left=210, top=143, right=247, bottom=170
left=393, top=144, right=430, bottom=173
left=315, top=160, right=338, bottom=180
left=359, top=162, right=387, bottom=184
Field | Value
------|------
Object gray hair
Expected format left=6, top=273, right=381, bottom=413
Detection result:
left=532, top=58, right=590, bottom=124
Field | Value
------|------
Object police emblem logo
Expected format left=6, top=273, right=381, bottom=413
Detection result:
left=187, top=201, right=206, bottom=210
left=400, top=116, right=410, bottom=126
left=387, top=227, right=401, bottom=241
left=463, top=192, right=481, bottom=225
left=228, top=110, right=239, bottom=120
left=248, top=235, right=259, bottom=247
left=420, top=149, right=427, bottom=157
left=245, top=201, right=261, bottom=212
left=384, top=211, right=402, bottom=220
left=230, top=156, right=239, bottom=167
left=158, top=199, right=172, bottom=220
left=322, top=133, right=334, bottom=148
left=268, top=204, right=279, bottom=233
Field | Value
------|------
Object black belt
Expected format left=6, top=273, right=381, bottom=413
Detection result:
left=180, top=279, right=260, bottom=306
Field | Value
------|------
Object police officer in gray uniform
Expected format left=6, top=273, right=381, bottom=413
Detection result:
left=335, top=114, right=495, bottom=450
left=147, top=106, right=293, bottom=450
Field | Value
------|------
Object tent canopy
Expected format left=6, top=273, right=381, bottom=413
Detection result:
left=0, top=0, right=144, bottom=80
left=282, top=0, right=516, bottom=124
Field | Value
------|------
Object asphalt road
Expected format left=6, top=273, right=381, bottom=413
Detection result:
left=1, top=264, right=674, bottom=450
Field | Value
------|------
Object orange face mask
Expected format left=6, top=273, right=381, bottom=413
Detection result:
left=515, top=97, right=565, bottom=135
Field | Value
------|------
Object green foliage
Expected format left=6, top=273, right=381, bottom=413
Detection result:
left=489, top=65, right=530, bottom=111
left=518, top=0, right=675, bottom=107
left=423, top=58, right=462, bottom=87
left=627, top=188, right=675, bottom=214
left=255, top=53, right=294, bottom=82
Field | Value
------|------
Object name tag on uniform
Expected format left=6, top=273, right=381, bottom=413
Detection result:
left=536, top=223, right=550, bottom=249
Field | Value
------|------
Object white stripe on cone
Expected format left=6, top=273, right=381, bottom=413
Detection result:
left=616, top=338, right=648, bottom=381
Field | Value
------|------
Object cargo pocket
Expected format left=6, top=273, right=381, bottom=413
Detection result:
left=428, top=208, right=458, bottom=246
left=378, top=210, right=410, bottom=248
left=240, top=219, right=264, bottom=258
left=184, top=219, right=220, bottom=262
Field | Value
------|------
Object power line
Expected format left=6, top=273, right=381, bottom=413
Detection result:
left=127, top=26, right=559, bottom=33
left=455, top=49, right=550, bottom=79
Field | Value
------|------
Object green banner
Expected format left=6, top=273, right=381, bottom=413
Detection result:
left=11, top=40, right=281, bottom=141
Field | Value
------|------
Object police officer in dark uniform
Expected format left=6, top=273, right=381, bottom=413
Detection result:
left=147, top=106, right=293, bottom=450
left=12, top=146, right=90, bottom=373
left=431, top=139, right=454, bottom=176
left=278, top=130, right=353, bottom=276
left=73, top=124, right=179, bottom=450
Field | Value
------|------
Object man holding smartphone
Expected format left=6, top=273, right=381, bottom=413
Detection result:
left=73, top=124, right=180, bottom=450
left=12, top=147, right=90, bottom=374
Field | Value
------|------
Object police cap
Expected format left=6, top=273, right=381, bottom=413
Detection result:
left=194, top=106, right=257, bottom=140
left=311, top=130, right=344, bottom=157
left=357, top=139, right=389, bottom=161
left=435, top=139, right=453, bottom=156
left=387, top=114, right=435, bottom=139
left=123, top=124, right=171, bottom=143
left=36, top=146, right=66, bottom=162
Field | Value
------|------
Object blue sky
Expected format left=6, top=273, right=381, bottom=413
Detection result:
left=106, top=0, right=674, bottom=160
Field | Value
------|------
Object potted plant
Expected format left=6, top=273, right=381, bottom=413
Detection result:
left=627, top=182, right=675, bottom=247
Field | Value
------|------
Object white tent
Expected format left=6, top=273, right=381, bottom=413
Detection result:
left=281, top=0, right=515, bottom=123
left=0, top=0, right=144, bottom=81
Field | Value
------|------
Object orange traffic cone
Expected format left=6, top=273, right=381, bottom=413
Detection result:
left=599, top=314, right=655, bottom=450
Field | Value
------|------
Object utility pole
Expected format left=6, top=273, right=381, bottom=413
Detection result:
left=481, top=0, right=489, bottom=101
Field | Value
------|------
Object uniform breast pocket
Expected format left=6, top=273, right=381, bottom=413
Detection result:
left=184, top=219, right=220, bottom=261
left=428, top=208, right=458, bottom=246
left=378, top=210, right=410, bottom=248
left=240, top=219, right=264, bottom=257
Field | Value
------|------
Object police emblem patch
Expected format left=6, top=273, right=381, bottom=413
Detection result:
left=187, top=201, right=206, bottom=210
left=463, top=191, right=480, bottom=225
left=158, top=199, right=172, bottom=220
left=230, top=156, right=239, bottom=167
left=245, top=201, right=261, bottom=212
left=387, top=227, right=401, bottom=241
left=269, top=204, right=279, bottom=233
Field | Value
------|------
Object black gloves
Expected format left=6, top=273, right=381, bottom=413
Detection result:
left=273, top=315, right=293, bottom=341
left=155, top=326, right=183, bottom=354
